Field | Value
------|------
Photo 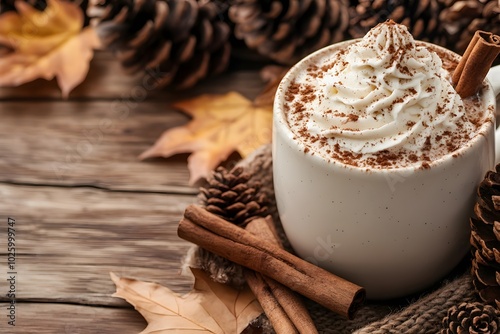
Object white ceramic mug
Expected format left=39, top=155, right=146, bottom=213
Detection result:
left=273, top=41, right=500, bottom=299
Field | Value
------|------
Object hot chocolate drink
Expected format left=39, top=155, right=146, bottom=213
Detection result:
left=272, top=20, right=498, bottom=298
left=281, top=21, right=491, bottom=170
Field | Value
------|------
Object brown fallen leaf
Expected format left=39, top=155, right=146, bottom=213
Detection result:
left=140, top=92, right=273, bottom=185
left=110, top=268, right=263, bottom=334
left=0, top=0, right=101, bottom=97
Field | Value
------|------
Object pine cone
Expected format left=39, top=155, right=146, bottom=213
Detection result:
left=441, top=302, right=500, bottom=334
left=199, top=166, right=268, bottom=226
left=437, top=0, right=500, bottom=58
left=470, top=164, right=500, bottom=310
left=348, top=0, right=440, bottom=42
left=97, top=0, right=231, bottom=89
left=228, top=0, right=350, bottom=65
left=195, top=165, right=269, bottom=287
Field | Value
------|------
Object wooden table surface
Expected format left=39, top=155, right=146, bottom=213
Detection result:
left=0, top=52, right=265, bottom=333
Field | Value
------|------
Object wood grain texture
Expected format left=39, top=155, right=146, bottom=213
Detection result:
left=0, top=100, right=196, bottom=192
left=0, top=184, right=195, bottom=306
left=0, top=302, right=147, bottom=333
left=0, top=66, right=265, bottom=192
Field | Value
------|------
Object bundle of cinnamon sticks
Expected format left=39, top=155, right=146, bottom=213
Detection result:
left=178, top=204, right=366, bottom=333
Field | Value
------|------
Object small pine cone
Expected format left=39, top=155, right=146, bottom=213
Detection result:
left=437, top=0, right=500, bottom=58
left=348, top=0, right=440, bottom=42
left=229, top=0, right=350, bottom=65
left=441, top=302, right=500, bottom=334
left=199, top=166, right=268, bottom=226
left=195, top=165, right=269, bottom=287
left=97, top=0, right=231, bottom=89
left=470, top=164, right=500, bottom=310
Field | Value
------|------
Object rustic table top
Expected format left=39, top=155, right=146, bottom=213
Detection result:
left=0, top=52, right=265, bottom=333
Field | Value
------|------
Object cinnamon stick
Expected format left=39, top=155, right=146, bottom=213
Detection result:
left=452, top=30, right=500, bottom=98
left=245, top=217, right=318, bottom=334
left=244, top=270, right=298, bottom=334
left=178, top=204, right=366, bottom=319
left=244, top=217, right=301, bottom=333
left=245, top=216, right=282, bottom=246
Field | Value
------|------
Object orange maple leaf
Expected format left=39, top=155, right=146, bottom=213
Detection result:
left=140, top=92, right=273, bottom=185
left=0, top=0, right=101, bottom=97
left=110, top=268, right=263, bottom=334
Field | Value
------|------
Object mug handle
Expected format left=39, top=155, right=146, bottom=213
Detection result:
left=487, top=65, right=500, bottom=162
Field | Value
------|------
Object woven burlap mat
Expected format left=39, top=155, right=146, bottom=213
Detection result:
left=182, top=144, right=479, bottom=333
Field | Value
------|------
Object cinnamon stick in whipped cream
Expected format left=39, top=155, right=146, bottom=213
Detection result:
left=452, top=31, right=500, bottom=98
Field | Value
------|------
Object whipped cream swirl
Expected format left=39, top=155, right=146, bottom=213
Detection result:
left=284, top=21, right=482, bottom=168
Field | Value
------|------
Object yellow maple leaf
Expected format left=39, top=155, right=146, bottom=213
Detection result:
left=0, top=0, right=101, bottom=97
left=140, top=92, right=273, bottom=184
left=110, top=268, right=263, bottom=334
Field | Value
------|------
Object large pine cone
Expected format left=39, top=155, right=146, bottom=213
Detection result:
left=97, top=0, right=231, bottom=89
left=437, top=0, right=500, bottom=58
left=470, top=164, right=500, bottom=310
left=229, top=0, right=350, bottom=65
left=348, top=0, right=440, bottom=42
left=441, top=302, right=500, bottom=334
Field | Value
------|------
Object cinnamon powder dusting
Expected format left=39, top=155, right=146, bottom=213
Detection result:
left=283, top=36, right=490, bottom=170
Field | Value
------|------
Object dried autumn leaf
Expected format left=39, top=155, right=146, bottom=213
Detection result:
left=110, top=267, right=263, bottom=334
left=140, top=92, right=273, bottom=184
left=0, top=0, right=101, bottom=97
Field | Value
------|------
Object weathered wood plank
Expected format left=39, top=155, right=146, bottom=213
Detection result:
left=0, top=302, right=147, bottom=333
left=0, top=184, right=196, bottom=306
left=0, top=100, right=197, bottom=192
left=0, top=262, right=193, bottom=306
left=0, top=73, right=266, bottom=192
left=0, top=52, right=266, bottom=101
